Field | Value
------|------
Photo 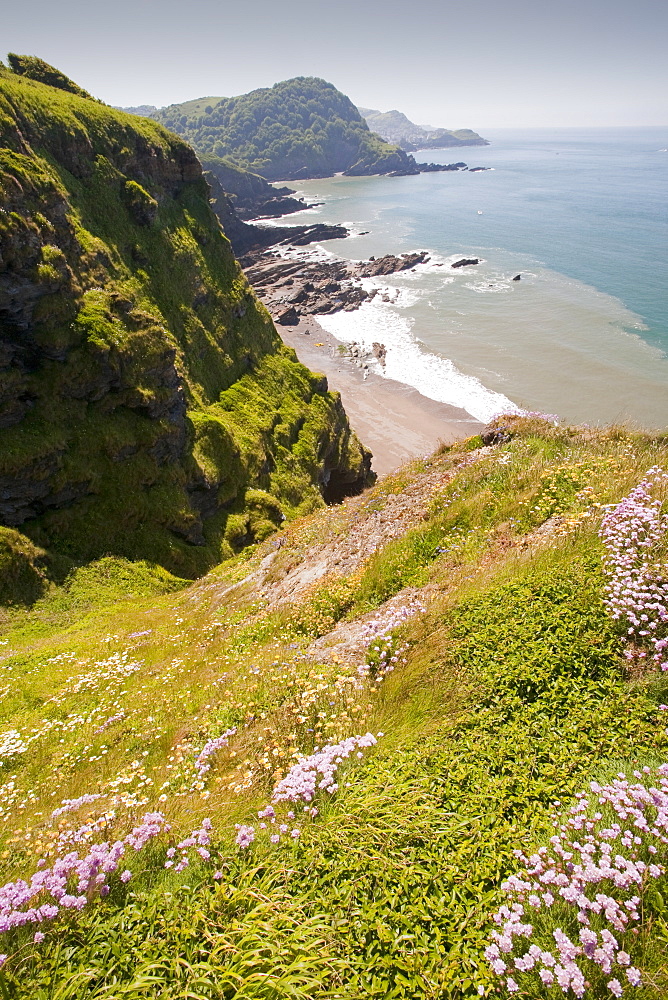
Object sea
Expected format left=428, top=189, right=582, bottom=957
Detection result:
left=270, top=127, right=668, bottom=427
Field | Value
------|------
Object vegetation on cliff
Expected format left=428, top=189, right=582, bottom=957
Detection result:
left=0, top=415, right=667, bottom=997
left=4, top=53, right=97, bottom=102
left=152, top=77, right=416, bottom=180
left=0, top=61, right=370, bottom=585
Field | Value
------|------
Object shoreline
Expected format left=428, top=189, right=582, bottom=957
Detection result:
left=280, top=316, right=484, bottom=476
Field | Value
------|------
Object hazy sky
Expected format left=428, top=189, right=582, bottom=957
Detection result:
left=3, top=0, right=667, bottom=127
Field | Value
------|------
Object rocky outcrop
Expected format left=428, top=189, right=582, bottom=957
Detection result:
left=451, top=258, right=480, bottom=268
left=200, top=154, right=315, bottom=220
left=415, top=161, right=468, bottom=172
left=206, top=173, right=350, bottom=255
left=357, top=252, right=429, bottom=277
left=241, top=250, right=430, bottom=322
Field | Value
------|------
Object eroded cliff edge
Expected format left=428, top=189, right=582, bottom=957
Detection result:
left=0, top=65, right=371, bottom=581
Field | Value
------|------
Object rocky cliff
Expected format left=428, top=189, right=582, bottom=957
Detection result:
left=0, top=62, right=371, bottom=585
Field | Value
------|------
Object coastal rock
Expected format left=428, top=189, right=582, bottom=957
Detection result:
left=481, top=425, right=512, bottom=446
left=241, top=248, right=429, bottom=324
left=372, top=342, right=387, bottom=367
left=277, top=306, right=299, bottom=325
left=415, top=161, right=467, bottom=172
left=356, top=252, right=429, bottom=277
left=512, top=274, right=522, bottom=281
left=206, top=174, right=350, bottom=255
left=451, top=258, right=480, bottom=268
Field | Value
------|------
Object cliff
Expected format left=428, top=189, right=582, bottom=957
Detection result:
left=152, top=77, right=417, bottom=181
left=359, top=106, right=489, bottom=151
left=0, top=63, right=371, bottom=584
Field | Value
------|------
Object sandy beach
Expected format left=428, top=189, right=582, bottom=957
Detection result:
left=279, top=317, right=484, bottom=476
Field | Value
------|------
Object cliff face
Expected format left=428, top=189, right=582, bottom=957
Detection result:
left=0, top=67, right=371, bottom=581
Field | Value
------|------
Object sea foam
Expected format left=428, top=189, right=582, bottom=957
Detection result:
left=316, top=292, right=515, bottom=423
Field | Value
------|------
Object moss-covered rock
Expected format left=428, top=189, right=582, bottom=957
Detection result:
left=0, top=63, right=371, bottom=595
left=0, top=527, right=48, bottom=604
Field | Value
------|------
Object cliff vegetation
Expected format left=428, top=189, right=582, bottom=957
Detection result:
left=0, top=61, right=370, bottom=585
left=152, top=77, right=417, bottom=180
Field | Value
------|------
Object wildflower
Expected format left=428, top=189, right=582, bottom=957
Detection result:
left=234, top=824, right=255, bottom=849
left=607, top=979, right=623, bottom=997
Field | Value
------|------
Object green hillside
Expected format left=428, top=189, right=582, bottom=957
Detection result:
left=1, top=415, right=668, bottom=997
left=153, top=77, right=416, bottom=180
left=359, top=106, right=489, bottom=151
left=0, top=62, right=370, bottom=584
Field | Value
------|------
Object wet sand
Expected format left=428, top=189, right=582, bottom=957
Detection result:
left=280, top=317, right=484, bottom=477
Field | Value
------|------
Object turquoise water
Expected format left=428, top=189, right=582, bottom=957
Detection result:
left=275, top=127, right=668, bottom=426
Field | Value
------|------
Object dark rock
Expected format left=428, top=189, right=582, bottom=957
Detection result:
left=451, top=258, right=480, bottom=268
left=277, top=306, right=299, bottom=326
left=512, top=274, right=521, bottom=281
left=0, top=451, right=94, bottom=526
left=242, top=248, right=433, bottom=326
left=356, top=252, right=429, bottom=277
left=415, top=161, right=466, bottom=172
left=481, top=425, right=512, bottom=446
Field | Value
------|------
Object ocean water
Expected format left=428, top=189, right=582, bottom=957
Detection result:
left=272, top=128, right=668, bottom=427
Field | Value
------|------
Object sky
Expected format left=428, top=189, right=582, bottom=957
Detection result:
left=2, top=0, right=667, bottom=128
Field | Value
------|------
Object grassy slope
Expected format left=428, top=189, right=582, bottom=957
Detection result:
left=1, top=418, right=668, bottom=996
left=0, top=68, right=369, bottom=583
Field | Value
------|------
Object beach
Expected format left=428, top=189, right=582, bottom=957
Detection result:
left=280, top=317, right=484, bottom=476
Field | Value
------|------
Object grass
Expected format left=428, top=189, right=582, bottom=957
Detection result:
left=0, top=418, right=667, bottom=996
